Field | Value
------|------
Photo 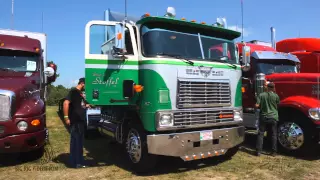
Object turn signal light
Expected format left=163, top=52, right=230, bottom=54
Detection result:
left=134, top=85, right=144, bottom=92
left=31, top=119, right=40, bottom=126
left=242, top=87, right=245, bottom=93
left=208, top=152, right=212, bottom=156
left=0, top=42, right=4, bottom=47
left=219, top=114, right=233, bottom=119
left=35, top=48, right=40, bottom=52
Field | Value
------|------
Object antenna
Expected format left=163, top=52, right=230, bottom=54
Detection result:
left=124, top=0, right=127, bottom=22
left=42, top=12, right=44, bottom=32
left=241, top=0, right=244, bottom=41
left=11, top=0, right=14, bottom=29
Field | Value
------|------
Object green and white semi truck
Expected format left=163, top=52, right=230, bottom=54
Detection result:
left=84, top=7, right=250, bottom=172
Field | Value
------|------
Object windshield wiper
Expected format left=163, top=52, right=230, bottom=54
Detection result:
left=156, top=53, right=194, bottom=65
left=0, top=68, right=17, bottom=72
left=207, top=58, right=237, bottom=69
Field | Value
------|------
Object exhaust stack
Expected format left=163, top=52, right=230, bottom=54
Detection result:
left=271, top=27, right=276, bottom=49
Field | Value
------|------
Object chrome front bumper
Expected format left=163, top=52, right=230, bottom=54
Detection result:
left=147, top=126, right=245, bottom=160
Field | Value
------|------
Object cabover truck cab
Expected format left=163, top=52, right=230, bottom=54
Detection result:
left=0, top=29, right=57, bottom=154
left=239, top=27, right=320, bottom=154
left=84, top=8, right=247, bottom=172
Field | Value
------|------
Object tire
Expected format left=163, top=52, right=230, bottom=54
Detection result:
left=277, top=113, right=313, bottom=155
left=125, top=123, right=157, bottom=173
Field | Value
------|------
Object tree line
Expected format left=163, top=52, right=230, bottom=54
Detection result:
left=46, top=84, right=70, bottom=106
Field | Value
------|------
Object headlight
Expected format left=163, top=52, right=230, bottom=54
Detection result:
left=234, top=109, right=243, bottom=121
left=17, top=121, right=28, bottom=131
left=159, top=114, right=173, bottom=126
left=308, top=108, right=320, bottom=120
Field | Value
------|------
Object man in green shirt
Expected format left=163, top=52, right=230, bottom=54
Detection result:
left=255, top=82, right=280, bottom=156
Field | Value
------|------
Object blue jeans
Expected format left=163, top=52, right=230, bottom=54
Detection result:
left=69, top=122, right=84, bottom=167
left=256, top=116, right=278, bottom=153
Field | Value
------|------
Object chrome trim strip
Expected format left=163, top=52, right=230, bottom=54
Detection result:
left=147, top=126, right=245, bottom=157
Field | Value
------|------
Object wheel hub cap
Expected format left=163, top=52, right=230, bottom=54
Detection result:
left=126, top=129, right=142, bottom=163
left=278, top=122, right=304, bottom=150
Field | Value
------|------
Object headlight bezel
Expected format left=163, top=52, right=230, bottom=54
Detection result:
left=308, top=108, right=320, bottom=121
left=233, top=108, right=243, bottom=122
left=17, top=120, right=28, bottom=131
left=156, top=111, right=174, bottom=130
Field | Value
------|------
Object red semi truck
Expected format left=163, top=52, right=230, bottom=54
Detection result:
left=237, top=28, right=320, bottom=154
left=276, top=38, right=320, bottom=73
left=0, top=29, right=57, bottom=155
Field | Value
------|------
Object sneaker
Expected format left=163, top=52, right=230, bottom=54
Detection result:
left=76, top=164, right=87, bottom=168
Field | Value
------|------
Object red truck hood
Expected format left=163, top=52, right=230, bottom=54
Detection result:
left=0, top=73, right=40, bottom=102
left=265, top=73, right=320, bottom=101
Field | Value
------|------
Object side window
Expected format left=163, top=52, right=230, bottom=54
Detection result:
left=89, top=24, right=115, bottom=55
left=89, top=24, right=134, bottom=56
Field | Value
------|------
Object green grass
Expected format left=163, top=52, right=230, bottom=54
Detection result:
left=0, top=106, right=319, bottom=180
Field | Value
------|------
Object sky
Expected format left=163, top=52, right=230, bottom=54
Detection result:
left=0, top=0, right=319, bottom=87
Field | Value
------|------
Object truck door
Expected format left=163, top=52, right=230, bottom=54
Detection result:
left=85, top=21, right=139, bottom=105
left=242, top=62, right=258, bottom=129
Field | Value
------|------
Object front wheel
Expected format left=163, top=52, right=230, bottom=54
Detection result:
left=125, top=124, right=157, bottom=173
left=277, top=116, right=311, bottom=155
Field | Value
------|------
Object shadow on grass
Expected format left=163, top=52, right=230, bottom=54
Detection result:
left=55, top=108, right=320, bottom=174
left=54, top=110, right=240, bottom=175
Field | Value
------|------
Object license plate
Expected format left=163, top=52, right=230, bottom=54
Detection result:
left=200, top=131, right=213, bottom=141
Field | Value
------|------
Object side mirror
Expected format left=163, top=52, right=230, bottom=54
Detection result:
left=112, top=23, right=127, bottom=59
left=123, top=80, right=134, bottom=99
left=242, top=45, right=251, bottom=72
left=44, top=67, right=55, bottom=77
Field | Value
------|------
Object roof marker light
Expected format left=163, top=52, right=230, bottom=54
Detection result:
left=201, top=22, right=206, bottom=25
left=191, top=20, right=196, bottom=22
left=181, top=18, right=186, bottom=21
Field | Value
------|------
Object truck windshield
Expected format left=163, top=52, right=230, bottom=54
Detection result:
left=0, top=49, right=39, bottom=72
left=256, top=61, right=298, bottom=75
left=141, top=25, right=238, bottom=64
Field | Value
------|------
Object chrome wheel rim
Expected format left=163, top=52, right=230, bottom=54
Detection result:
left=126, top=129, right=142, bottom=163
left=278, top=122, right=304, bottom=150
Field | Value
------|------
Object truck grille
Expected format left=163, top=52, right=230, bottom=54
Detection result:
left=176, top=80, right=231, bottom=108
left=0, top=94, right=11, bottom=121
left=173, top=110, right=234, bottom=126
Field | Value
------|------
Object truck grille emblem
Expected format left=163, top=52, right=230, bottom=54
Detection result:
left=198, top=66, right=213, bottom=78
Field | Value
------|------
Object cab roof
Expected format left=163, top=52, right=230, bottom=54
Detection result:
left=136, top=16, right=241, bottom=40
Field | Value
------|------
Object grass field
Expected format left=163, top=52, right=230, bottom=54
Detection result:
left=0, top=106, right=319, bottom=180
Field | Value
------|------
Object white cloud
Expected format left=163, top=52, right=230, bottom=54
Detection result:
left=227, top=25, right=252, bottom=37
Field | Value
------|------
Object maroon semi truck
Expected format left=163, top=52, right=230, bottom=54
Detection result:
left=0, top=29, right=57, bottom=155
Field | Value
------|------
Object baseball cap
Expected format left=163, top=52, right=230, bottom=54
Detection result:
left=79, top=77, right=85, bottom=84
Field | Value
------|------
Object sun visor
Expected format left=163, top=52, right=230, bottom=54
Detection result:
left=105, top=9, right=139, bottom=23
left=251, top=51, right=300, bottom=63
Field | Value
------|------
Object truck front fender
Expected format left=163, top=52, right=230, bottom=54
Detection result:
left=279, top=96, right=320, bottom=119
